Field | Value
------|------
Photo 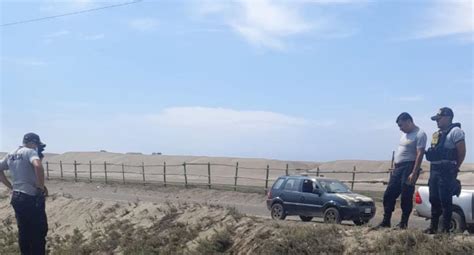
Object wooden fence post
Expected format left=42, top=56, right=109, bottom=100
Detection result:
left=74, top=160, right=78, bottom=182
left=142, top=162, right=146, bottom=185
left=265, top=164, right=270, bottom=192
left=46, top=161, right=49, bottom=180
left=163, top=162, right=167, bottom=187
left=286, top=163, right=289, bottom=176
left=104, top=161, right=108, bottom=184
left=122, top=163, right=125, bottom=184
left=207, top=162, right=211, bottom=189
left=60, top=161, right=63, bottom=180
left=234, top=162, right=239, bottom=191
left=183, top=162, right=188, bottom=188
left=316, top=166, right=320, bottom=177
left=89, top=161, right=92, bottom=182
left=351, top=166, right=356, bottom=190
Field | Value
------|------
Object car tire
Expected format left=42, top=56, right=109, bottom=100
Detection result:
left=450, top=211, right=466, bottom=233
left=271, top=203, right=286, bottom=220
left=323, top=207, right=341, bottom=224
left=299, top=216, right=313, bottom=222
left=438, top=210, right=466, bottom=233
left=353, top=219, right=369, bottom=226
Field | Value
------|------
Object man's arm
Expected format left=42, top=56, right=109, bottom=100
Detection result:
left=455, top=140, right=466, bottom=170
left=408, top=148, right=424, bottom=185
left=32, top=159, right=45, bottom=192
left=0, top=171, right=12, bottom=190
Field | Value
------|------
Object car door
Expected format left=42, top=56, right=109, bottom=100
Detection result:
left=279, top=178, right=302, bottom=215
left=299, top=179, right=324, bottom=216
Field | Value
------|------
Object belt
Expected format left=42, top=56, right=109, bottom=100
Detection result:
left=431, top=160, right=457, bottom=165
left=394, top=161, right=415, bottom=168
left=12, top=190, right=37, bottom=197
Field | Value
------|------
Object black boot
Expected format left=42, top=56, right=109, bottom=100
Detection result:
left=439, top=221, right=451, bottom=234
left=371, top=216, right=391, bottom=230
left=423, top=219, right=438, bottom=234
left=395, top=214, right=409, bottom=229
left=395, top=221, right=407, bottom=229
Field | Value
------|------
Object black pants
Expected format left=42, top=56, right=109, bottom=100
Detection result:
left=429, top=163, right=457, bottom=231
left=383, top=161, right=416, bottom=222
left=10, top=191, right=48, bottom=255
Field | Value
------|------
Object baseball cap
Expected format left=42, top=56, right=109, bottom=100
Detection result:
left=23, top=132, right=45, bottom=146
left=431, top=107, right=454, bottom=121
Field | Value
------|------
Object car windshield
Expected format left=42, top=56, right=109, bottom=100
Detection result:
left=318, top=179, right=351, bottom=193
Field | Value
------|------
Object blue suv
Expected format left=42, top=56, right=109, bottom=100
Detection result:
left=266, top=175, right=376, bottom=225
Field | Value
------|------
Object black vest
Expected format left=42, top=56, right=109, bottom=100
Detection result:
left=425, top=123, right=460, bottom=162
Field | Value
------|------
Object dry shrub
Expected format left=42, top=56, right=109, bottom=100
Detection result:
left=358, top=230, right=474, bottom=255
left=0, top=218, right=19, bottom=254
left=195, top=227, right=234, bottom=254
left=253, top=224, right=345, bottom=255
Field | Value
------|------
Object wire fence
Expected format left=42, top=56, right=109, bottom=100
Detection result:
left=43, top=161, right=474, bottom=192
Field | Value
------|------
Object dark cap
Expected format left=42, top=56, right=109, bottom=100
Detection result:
left=431, top=107, right=454, bottom=121
left=23, top=132, right=44, bottom=146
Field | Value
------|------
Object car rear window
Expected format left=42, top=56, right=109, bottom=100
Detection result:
left=272, top=178, right=285, bottom=189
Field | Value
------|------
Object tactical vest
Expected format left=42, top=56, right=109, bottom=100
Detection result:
left=425, top=123, right=460, bottom=162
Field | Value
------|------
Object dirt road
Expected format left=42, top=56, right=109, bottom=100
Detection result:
left=35, top=179, right=430, bottom=230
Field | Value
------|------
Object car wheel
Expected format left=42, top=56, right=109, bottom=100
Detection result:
left=271, top=203, right=286, bottom=220
left=450, top=211, right=466, bottom=233
left=439, top=210, right=466, bottom=233
left=299, top=216, right=313, bottom=222
left=324, top=207, right=341, bottom=224
left=353, top=219, right=369, bottom=226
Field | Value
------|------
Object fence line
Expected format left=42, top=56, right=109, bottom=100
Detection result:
left=42, top=161, right=474, bottom=192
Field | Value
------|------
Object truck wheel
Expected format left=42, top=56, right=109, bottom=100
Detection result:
left=440, top=211, right=466, bottom=233
left=450, top=211, right=466, bottom=233
left=299, top=216, right=313, bottom=222
left=271, top=203, right=286, bottom=220
left=353, top=219, right=369, bottom=226
left=324, top=207, right=341, bottom=224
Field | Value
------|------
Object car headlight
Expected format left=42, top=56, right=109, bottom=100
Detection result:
left=346, top=200, right=356, bottom=207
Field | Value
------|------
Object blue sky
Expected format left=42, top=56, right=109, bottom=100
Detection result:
left=1, top=0, right=473, bottom=162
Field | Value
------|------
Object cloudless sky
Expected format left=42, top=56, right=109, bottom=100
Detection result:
left=1, top=0, right=473, bottom=162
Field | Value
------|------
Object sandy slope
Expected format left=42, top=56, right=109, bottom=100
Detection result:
left=1, top=186, right=473, bottom=254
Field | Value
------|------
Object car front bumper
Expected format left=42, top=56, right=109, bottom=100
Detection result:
left=340, top=205, right=376, bottom=221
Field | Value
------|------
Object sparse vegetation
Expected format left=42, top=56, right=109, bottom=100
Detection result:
left=1, top=198, right=473, bottom=255
left=356, top=229, right=474, bottom=255
left=254, top=224, right=346, bottom=255
left=0, top=218, right=19, bottom=254
left=195, top=227, right=234, bottom=254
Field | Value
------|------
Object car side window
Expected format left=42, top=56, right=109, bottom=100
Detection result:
left=283, top=179, right=301, bottom=191
left=302, top=179, right=313, bottom=193
left=283, top=179, right=296, bottom=191
left=272, top=178, right=285, bottom=190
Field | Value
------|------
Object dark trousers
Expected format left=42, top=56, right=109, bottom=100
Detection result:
left=10, top=191, right=48, bottom=255
left=429, top=163, right=457, bottom=231
left=383, top=161, right=416, bottom=222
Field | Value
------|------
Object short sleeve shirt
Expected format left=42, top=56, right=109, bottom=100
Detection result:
left=394, top=127, right=428, bottom=164
left=443, top=127, right=465, bottom=149
left=0, top=147, right=40, bottom=196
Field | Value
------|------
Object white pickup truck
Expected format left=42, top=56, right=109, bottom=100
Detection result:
left=414, top=186, right=474, bottom=233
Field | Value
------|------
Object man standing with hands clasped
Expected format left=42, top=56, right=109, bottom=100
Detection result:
left=373, top=112, right=427, bottom=230
left=424, top=107, right=466, bottom=234
left=0, top=133, right=48, bottom=255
